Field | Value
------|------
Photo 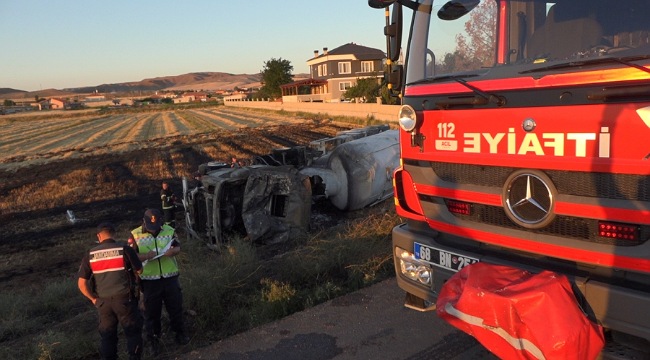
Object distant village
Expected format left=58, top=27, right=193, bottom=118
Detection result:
left=0, top=88, right=255, bottom=115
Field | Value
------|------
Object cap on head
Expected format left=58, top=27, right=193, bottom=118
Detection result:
left=96, top=222, right=116, bottom=235
left=144, top=208, right=163, bottom=233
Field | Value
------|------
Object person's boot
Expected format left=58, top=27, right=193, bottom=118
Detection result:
left=175, top=331, right=190, bottom=345
left=150, top=336, right=161, bottom=356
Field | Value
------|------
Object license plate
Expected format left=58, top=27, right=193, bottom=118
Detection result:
left=414, top=242, right=479, bottom=272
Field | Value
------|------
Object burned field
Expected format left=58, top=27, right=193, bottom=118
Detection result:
left=0, top=109, right=357, bottom=289
left=0, top=106, right=399, bottom=359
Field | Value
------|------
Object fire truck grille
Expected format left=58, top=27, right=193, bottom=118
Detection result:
left=444, top=202, right=650, bottom=246
left=415, top=162, right=650, bottom=245
left=430, top=162, right=650, bottom=202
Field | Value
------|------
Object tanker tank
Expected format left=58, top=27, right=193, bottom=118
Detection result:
left=300, top=129, right=400, bottom=211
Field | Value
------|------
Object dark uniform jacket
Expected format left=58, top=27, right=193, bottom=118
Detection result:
left=78, top=239, right=142, bottom=298
left=161, top=188, right=175, bottom=210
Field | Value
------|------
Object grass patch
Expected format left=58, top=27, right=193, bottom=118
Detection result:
left=0, top=203, right=399, bottom=359
left=0, top=279, right=94, bottom=359
left=178, top=202, right=398, bottom=346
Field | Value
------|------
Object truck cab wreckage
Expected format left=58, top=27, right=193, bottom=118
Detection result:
left=182, top=125, right=400, bottom=246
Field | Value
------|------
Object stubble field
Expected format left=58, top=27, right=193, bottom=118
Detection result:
left=0, top=106, right=319, bottom=171
left=0, top=104, right=399, bottom=359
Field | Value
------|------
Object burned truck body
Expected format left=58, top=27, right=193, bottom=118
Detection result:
left=182, top=125, right=400, bottom=246
left=183, top=165, right=311, bottom=246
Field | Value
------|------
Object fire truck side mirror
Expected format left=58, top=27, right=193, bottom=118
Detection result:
left=438, top=0, right=480, bottom=20
left=368, top=0, right=396, bottom=9
left=370, top=0, right=403, bottom=88
left=386, top=3, right=402, bottom=62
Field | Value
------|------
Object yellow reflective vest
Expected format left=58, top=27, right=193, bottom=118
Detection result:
left=130, top=225, right=179, bottom=280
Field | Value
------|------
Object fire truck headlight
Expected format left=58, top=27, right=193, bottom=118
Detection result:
left=396, top=246, right=431, bottom=285
left=398, top=105, right=417, bottom=132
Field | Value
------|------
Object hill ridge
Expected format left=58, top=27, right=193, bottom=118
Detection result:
left=1, top=72, right=308, bottom=99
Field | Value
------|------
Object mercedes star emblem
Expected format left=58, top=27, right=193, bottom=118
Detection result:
left=522, top=118, right=536, bottom=132
left=503, top=171, right=556, bottom=229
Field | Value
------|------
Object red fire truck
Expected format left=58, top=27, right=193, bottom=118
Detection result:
left=369, top=0, right=650, bottom=354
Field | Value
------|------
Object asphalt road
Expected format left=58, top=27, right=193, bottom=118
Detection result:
left=181, top=277, right=497, bottom=360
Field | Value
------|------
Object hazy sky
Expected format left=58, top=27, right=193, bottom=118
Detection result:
left=0, top=0, right=389, bottom=91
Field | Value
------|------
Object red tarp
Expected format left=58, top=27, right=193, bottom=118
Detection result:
left=436, top=262, right=605, bottom=359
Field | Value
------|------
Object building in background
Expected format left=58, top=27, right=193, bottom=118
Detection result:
left=281, top=43, right=385, bottom=103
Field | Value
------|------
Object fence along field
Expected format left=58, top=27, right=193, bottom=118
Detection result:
left=0, top=107, right=307, bottom=171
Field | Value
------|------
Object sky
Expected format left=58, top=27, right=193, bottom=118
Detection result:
left=0, top=0, right=390, bottom=91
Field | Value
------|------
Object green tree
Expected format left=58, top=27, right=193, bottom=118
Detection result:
left=3, top=99, right=15, bottom=106
left=257, top=58, right=293, bottom=100
left=343, top=78, right=381, bottom=103
left=440, top=1, right=497, bottom=73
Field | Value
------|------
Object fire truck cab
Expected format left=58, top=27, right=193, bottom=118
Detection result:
left=371, top=0, right=650, bottom=352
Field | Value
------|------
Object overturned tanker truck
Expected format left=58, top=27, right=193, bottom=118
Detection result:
left=182, top=125, right=400, bottom=246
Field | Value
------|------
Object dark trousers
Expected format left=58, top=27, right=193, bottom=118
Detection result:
left=141, top=276, right=184, bottom=340
left=162, top=207, right=176, bottom=227
left=96, top=295, right=143, bottom=360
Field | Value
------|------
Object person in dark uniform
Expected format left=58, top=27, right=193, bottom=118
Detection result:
left=129, top=209, right=189, bottom=356
left=160, top=181, right=177, bottom=228
left=77, top=222, right=143, bottom=360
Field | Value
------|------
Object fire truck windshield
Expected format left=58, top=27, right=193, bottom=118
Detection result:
left=405, top=0, right=650, bottom=85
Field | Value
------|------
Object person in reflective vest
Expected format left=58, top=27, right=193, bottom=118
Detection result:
left=160, top=181, right=177, bottom=228
left=129, top=208, right=189, bottom=355
left=78, top=222, right=143, bottom=360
